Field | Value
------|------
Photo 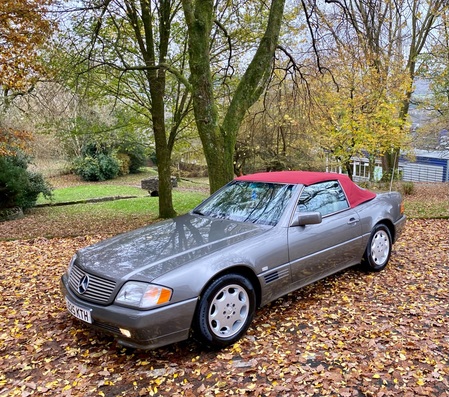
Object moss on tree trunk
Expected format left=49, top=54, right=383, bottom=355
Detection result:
left=182, top=0, right=286, bottom=193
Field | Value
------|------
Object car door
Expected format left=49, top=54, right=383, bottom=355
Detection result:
left=288, top=181, right=364, bottom=289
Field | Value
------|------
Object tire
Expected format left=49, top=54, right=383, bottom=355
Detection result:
left=193, top=274, right=256, bottom=349
left=362, top=224, right=392, bottom=271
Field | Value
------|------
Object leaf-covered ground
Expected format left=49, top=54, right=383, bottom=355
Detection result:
left=0, top=217, right=448, bottom=396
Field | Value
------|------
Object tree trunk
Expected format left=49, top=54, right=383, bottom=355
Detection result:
left=151, top=79, right=176, bottom=218
left=136, top=0, right=176, bottom=218
left=182, top=0, right=286, bottom=193
left=181, top=0, right=223, bottom=193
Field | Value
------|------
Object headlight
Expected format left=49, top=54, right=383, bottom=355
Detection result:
left=115, top=282, right=172, bottom=309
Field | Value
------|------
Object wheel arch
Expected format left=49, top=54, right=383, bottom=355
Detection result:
left=374, top=218, right=395, bottom=242
left=198, top=265, right=262, bottom=308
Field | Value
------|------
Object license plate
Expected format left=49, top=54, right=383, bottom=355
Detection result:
left=65, top=297, right=92, bottom=324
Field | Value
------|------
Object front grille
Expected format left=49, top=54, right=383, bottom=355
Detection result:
left=69, top=264, right=117, bottom=304
left=93, top=320, right=121, bottom=335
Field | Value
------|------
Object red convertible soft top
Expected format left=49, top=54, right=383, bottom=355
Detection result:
left=235, top=171, right=376, bottom=208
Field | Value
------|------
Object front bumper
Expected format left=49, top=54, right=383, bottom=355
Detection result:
left=60, top=274, right=198, bottom=349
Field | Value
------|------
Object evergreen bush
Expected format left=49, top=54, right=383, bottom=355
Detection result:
left=72, top=141, right=145, bottom=181
left=0, top=154, right=52, bottom=212
left=97, top=153, right=120, bottom=180
left=72, top=156, right=101, bottom=181
left=72, top=153, right=120, bottom=181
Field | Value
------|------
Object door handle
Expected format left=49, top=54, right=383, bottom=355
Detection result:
left=347, top=217, right=359, bottom=225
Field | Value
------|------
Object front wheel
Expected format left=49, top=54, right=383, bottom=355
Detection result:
left=362, top=224, right=392, bottom=271
left=193, top=274, right=256, bottom=349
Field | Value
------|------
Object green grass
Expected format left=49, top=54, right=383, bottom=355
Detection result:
left=404, top=201, right=449, bottom=219
left=38, top=189, right=207, bottom=219
left=37, top=185, right=148, bottom=205
left=29, top=171, right=210, bottom=237
left=85, top=190, right=207, bottom=216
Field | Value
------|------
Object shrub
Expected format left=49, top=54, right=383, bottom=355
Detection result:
left=118, top=145, right=147, bottom=173
left=381, top=169, right=403, bottom=183
left=72, top=153, right=120, bottom=181
left=0, top=154, right=52, bottom=211
left=401, top=181, right=415, bottom=196
left=116, top=152, right=131, bottom=176
left=97, top=153, right=120, bottom=180
left=72, top=156, right=101, bottom=181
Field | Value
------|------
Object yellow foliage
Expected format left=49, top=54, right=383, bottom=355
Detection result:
left=0, top=0, right=54, bottom=91
left=311, top=58, right=411, bottom=164
left=0, top=128, right=33, bottom=156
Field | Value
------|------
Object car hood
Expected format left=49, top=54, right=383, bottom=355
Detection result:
left=76, top=214, right=266, bottom=281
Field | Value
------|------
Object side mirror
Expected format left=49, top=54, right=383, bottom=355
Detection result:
left=290, top=211, right=322, bottom=227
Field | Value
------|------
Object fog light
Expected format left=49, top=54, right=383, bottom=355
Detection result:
left=119, top=328, right=132, bottom=338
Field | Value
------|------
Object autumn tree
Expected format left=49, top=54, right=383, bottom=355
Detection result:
left=0, top=0, right=54, bottom=155
left=417, top=7, right=449, bottom=151
left=304, top=0, right=447, bottom=175
left=312, top=56, right=410, bottom=179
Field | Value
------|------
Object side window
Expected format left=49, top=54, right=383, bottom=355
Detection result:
left=297, top=181, right=349, bottom=217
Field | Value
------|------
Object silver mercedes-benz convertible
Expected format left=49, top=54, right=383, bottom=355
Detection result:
left=61, top=171, right=406, bottom=349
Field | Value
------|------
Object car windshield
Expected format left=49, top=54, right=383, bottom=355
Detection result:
left=193, top=181, right=295, bottom=226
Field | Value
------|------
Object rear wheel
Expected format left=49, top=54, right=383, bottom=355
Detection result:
left=193, top=274, right=256, bottom=348
left=362, top=224, right=392, bottom=271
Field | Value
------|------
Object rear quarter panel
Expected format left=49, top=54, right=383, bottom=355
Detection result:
left=354, top=192, right=404, bottom=245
